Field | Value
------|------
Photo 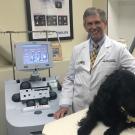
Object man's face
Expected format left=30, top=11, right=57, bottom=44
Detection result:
left=84, top=14, right=107, bottom=42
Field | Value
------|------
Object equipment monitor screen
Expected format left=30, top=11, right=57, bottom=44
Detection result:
left=15, top=41, right=53, bottom=71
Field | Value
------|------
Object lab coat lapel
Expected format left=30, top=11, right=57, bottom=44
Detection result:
left=93, top=37, right=111, bottom=68
left=81, top=43, right=90, bottom=71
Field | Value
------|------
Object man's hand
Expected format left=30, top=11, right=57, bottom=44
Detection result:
left=53, top=106, right=69, bottom=119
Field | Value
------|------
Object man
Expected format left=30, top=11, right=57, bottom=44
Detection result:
left=54, top=7, right=135, bottom=119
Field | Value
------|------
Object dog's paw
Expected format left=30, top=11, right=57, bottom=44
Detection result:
left=78, top=127, right=89, bottom=135
left=104, top=128, right=119, bottom=135
left=78, top=128, right=85, bottom=135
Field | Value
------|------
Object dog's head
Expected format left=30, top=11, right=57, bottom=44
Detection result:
left=119, top=83, right=135, bottom=123
left=120, top=99, right=135, bottom=123
left=116, top=69, right=135, bottom=122
left=120, top=92, right=135, bottom=117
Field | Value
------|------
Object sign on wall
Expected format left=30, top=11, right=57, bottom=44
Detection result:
left=25, top=0, right=73, bottom=41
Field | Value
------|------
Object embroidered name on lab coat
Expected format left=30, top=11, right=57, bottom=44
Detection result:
left=102, top=59, right=116, bottom=62
left=77, top=60, right=85, bottom=65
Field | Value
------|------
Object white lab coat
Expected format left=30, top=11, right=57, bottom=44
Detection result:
left=59, top=35, right=135, bottom=112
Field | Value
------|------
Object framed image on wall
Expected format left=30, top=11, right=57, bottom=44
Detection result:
left=25, top=0, right=73, bottom=41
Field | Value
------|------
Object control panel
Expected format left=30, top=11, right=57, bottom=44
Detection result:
left=20, top=81, right=50, bottom=101
left=12, top=77, right=61, bottom=111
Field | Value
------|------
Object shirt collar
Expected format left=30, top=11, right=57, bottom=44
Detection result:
left=89, top=35, right=105, bottom=51
left=91, top=35, right=105, bottom=47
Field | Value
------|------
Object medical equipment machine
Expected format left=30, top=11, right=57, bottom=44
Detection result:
left=5, top=39, right=61, bottom=135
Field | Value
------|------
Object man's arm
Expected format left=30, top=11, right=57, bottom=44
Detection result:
left=54, top=47, right=77, bottom=119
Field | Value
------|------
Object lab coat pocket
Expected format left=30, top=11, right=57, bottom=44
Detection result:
left=75, top=60, right=86, bottom=71
left=100, top=60, right=118, bottom=75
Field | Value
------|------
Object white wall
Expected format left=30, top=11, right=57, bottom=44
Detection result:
left=92, top=0, right=107, bottom=12
left=108, top=0, right=135, bottom=48
left=108, top=0, right=119, bottom=40
left=119, top=0, right=135, bottom=46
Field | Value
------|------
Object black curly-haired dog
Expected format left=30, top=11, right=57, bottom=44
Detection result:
left=78, top=69, right=135, bottom=135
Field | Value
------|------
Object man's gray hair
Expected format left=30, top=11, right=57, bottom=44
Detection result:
left=83, top=7, right=107, bottom=22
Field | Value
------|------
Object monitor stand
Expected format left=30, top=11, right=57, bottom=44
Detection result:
left=29, top=69, right=41, bottom=82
